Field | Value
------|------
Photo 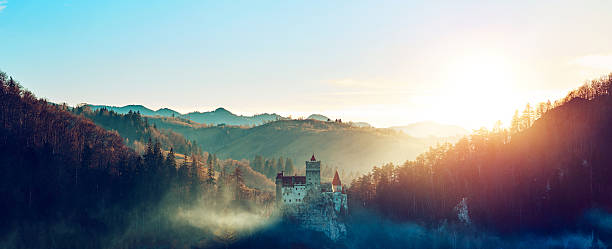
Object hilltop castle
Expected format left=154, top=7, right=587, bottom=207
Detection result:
left=275, top=154, right=348, bottom=214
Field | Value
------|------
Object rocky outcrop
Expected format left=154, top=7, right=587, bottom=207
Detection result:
left=282, top=193, right=347, bottom=241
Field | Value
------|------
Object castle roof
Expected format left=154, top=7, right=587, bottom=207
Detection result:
left=281, top=175, right=306, bottom=187
left=332, top=170, right=341, bottom=186
left=310, top=153, right=316, bottom=161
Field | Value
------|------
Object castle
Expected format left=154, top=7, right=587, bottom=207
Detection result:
left=275, top=154, right=348, bottom=214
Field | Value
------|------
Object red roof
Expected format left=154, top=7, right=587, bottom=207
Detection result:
left=332, top=170, right=341, bottom=186
left=310, top=154, right=316, bottom=161
left=281, top=176, right=306, bottom=187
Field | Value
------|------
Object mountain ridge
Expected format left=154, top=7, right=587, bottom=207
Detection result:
left=87, top=104, right=284, bottom=126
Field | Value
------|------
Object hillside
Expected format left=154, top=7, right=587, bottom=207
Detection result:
left=389, top=121, right=469, bottom=138
left=349, top=75, right=612, bottom=234
left=0, top=72, right=277, bottom=248
left=149, top=117, right=447, bottom=173
left=0, top=73, right=143, bottom=247
left=70, top=106, right=275, bottom=191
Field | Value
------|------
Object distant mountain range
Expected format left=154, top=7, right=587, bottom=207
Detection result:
left=389, top=121, right=470, bottom=138
left=87, top=104, right=284, bottom=127
left=87, top=105, right=470, bottom=138
left=88, top=104, right=376, bottom=128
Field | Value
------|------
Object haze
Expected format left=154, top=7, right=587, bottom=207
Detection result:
left=1, top=0, right=612, bottom=129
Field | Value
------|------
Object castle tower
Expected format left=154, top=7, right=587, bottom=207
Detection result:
left=332, top=170, right=342, bottom=192
left=305, top=154, right=321, bottom=194
left=275, top=172, right=283, bottom=205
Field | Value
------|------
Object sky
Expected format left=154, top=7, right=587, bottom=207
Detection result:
left=1, top=0, right=612, bottom=129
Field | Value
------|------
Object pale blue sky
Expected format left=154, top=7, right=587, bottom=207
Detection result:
left=1, top=0, right=612, bottom=128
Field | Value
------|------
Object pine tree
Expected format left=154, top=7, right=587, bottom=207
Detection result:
left=233, top=166, right=244, bottom=201
left=277, top=157, right=284, bottom=172
left=285, top=158, right=294, bottom=175
left=252, top=155, right=264, bottom=173
left=190, top=154, right=200, bottom=200
left=165, top=148, right=177, bottom=179
left=511, top=110, right=521, bottom=134
left=177, top=155, right=190, bottom=204
left=206, top=153, right=216, bottom=188
left=521, top=103, right=533, bottom=129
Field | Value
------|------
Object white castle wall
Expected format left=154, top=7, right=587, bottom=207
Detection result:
left=281, top=184, right=306, bottom=204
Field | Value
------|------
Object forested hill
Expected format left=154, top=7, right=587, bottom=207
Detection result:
left=0, top=72, right=274, bottom=248
left=349, top=74, right=612, bottom=234
left=0, top=72, right=142, bottom=247
left=71, top=106, right=202, bottom=156
left=149, top=117, right=448, bottom=173
left=88, top=104, right=285, bottom=126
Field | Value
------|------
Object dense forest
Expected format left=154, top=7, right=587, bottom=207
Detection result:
left=0, top=71, right=274, bottom=248
left=348, top=74, right=612, bottom=237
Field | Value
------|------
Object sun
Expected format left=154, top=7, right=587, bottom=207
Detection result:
left=435, top=53, right=520, bottom=129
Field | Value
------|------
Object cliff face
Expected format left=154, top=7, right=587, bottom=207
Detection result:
left=282, top=194, right=347, bottom=241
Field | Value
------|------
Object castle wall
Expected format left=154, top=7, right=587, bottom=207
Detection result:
left=281, top=184, right=306, bottom=204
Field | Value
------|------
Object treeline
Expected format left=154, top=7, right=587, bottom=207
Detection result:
left=251, top=155, right=295, bottom=179
left=250, top=155, right=350, bottom=181
left=0, top=71, right=271, bottom=248
left=71, top=106, right=202, bottom=156
left=348, top=74, right=612, bottom=234
left=142, top=140, right=271, bottom=207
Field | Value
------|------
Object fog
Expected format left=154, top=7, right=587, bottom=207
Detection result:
left=3, top=186, right=608, bottom=249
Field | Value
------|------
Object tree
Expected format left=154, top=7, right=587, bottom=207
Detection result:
left=277, top=157, right=284, bottom=172
left=206, top=153, right=216, bottom=189
left=285, top=158, right=294, bottom=175
left=521, top=103, right=533, bottom=130
left=252, top=155, right=264, bottom=173
left=233, top=166, right=245, bottom=200
left=165, top=148, right=177, bottom=180
left=177, top=155, right=190, bottom=203
left=190, top=154, right=201, bottom=200
left=511, top=110, right=521, bottom=134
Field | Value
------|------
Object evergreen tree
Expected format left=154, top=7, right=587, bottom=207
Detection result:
left=206, top=153, right=216, bottom=189
left=177, top=155, right=190, bottom=204
left=285, top=158, right=294, bottom=175
left=277, top=157, right=284, bottom=172
left=165, top=148, right=177, bottom=179
left=521, top=103, right=534, bottom=129
left=233, top=166, right=244, bottom=200
left=206, top=153, right=213, bottom=169
left=511, top=109, right=521, bottom=134
left=189, top=154, right=200, bottom=200
left=212, top=154, right=218, bottom=170
left=252, top=155, right=264, bottom=173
